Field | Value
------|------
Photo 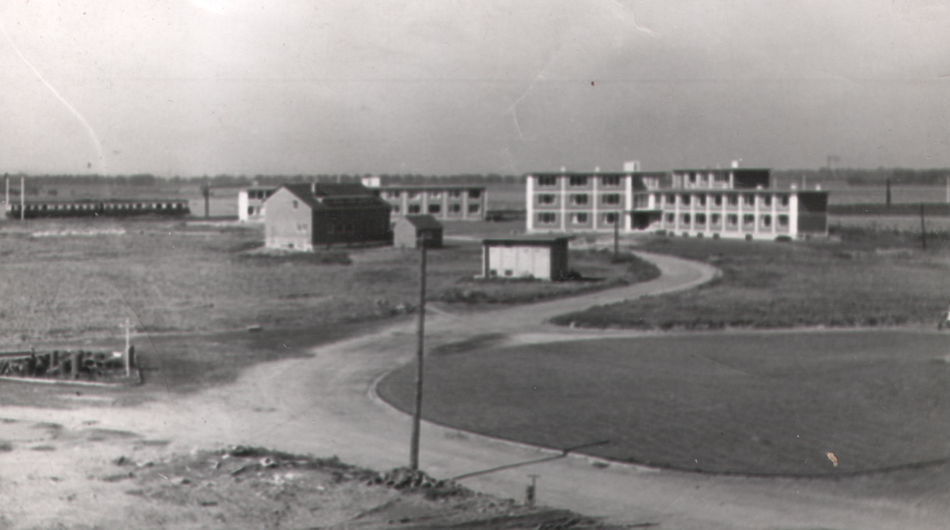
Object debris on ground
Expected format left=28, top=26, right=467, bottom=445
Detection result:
left=102, top=446, right=624, bottom=529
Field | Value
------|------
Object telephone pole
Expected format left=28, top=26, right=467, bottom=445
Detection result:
left=409, top=236, right=428, bottom=470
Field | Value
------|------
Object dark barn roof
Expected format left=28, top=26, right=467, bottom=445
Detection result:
left=277, top=184, right=389, bottom=210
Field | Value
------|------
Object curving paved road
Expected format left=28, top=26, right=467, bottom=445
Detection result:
left=3, top=251, right=948, bottom=529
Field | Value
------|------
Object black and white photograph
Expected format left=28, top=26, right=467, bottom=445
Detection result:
left=0, top=1, right=948, bottom=528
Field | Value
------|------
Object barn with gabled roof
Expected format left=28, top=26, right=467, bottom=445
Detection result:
left=264, top=183, right=392, bottom=251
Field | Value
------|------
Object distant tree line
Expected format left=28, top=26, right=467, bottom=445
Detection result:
left=8, top=168, right=950, bottom=188
left=2, top=173, right=525, bottom=188
left=772, top=167, right=950, bottom=186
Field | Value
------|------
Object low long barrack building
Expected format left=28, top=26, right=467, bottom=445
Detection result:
left=526, top=166, right=828, bottom=240
left=6, top=198, right=191, bottom=219
left=359, top=178, right=487, bottom=221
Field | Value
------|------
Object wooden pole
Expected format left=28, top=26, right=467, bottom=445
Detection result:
left=20, top=176, right=24, bottom=220
left=886, top=178, right=891, bottom=208
left=613, top=211, right=620, bottom=260
left=920, top=202, right=927, bottom=250
left=124, top=318, right=131, bottom=377
left=409, top=237, right=427, bottom=470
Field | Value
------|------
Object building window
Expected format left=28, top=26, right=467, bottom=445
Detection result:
left=570, top=194, right=589, bottom=206
left=572, top=212, right=589, bottom=224
left=666, top=194, right=675, bottom=205
left=386, top=190, right=400, bottom=198
left=727, top=214, right=738, bottom=227
left=778, top=214, right=789, bottom=227
left=408, top=204, right=421, bottom=214
left=603, top=212, right=618, bottom=225
left=681, top=213, right=691, bottom=225
left=569, top=176, right=588, bottom=187
left=407, top=191, right=419, bottom=200
left=665, top=213, right=675, bottom=224
left=681, top=194, right=691, bottom=206
left=761, top=195, right=772, bottom=207
left=538, top=176, right=557, bottom=187
left=761, top=214, right=772, bottom=228
left=602, top=193, right=621, bottom=205
left=449, top=204, right=461, bottom=213
left=538, top=212, right=557, bottom=224
left=743, top=195, right=754, bottom=207
left=468, top=203, right=480, bottom=214
left=711, top=213, right=721, bottom=225
left=633, top=195, right=649, bottom=208
left=601, top=175, right=621, bottom=187
left=780, top=195, right=790, bottom=207
left=392, top=205, right=401, bottom=213
left=538, top=194, right=556, bottom=205
left=713, top=194, right=722, bottom=207
left=428, top=204, right=441, bottom=214
left=428, top=191, right=441, bottom=199
left=743, top=214, right=756, bottom=227
left=296, top=223, right=308, bottom=232
left=468, top=189, right=481, bottom=198
left=292, top=200, right=298, bottom=209
left=695, top=213, right=706, bottom=225
left=697, top=195, right=706, bottom=207
left=449, top=190, right=462, bottom=198
left=728, top=195, right=739, bottom=206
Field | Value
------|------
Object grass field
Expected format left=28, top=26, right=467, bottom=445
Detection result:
left=378, top=330, right=950, bottom=476
left=0, top=217, right=655, bottom=402
left=552, top=232, right=950, bottom=330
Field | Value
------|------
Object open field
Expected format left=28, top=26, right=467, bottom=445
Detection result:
left=0, top=217, right=655, bottom=402
left=378, top=329, right=950, bottom=476
left=551, top=231, right=950, bottom=330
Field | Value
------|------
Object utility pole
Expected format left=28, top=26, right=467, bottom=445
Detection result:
left=20, top=176, right=25, bottom=220
left=123, top=318, right=131, bottom=377
left=886, top=178, right=891, bottom=209
left=409, top=235, right=428, bottom=471
left=920, top=202, right=927, bottom=250
left=201, top=184, right=211, bottom=218
left=613, top=211, right=620, bottom=261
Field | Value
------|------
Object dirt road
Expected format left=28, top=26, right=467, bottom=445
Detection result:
left=2, top=251, right=947, bottom=529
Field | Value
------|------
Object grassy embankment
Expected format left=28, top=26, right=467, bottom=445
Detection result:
left=552, top=227, right=950, bottom=330
left=0, top=218, right=655, bottom=397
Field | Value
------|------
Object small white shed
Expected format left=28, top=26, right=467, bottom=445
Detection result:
left=481, top=237, right=570, bottom=281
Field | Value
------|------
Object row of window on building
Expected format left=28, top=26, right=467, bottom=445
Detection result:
left=533, top=192, right=792, bottom=208
left=391, top=202, right=482, bottom=215
left=382, top=189, right=481, bottom=200
left=536, top=193, right=623, bottom=206
left=535, top=175, right=625, bottom=188
left=534, top=211, right=790, bottom=230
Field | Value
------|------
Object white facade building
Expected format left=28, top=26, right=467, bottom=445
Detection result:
left=525, top=167, right=828, bottom=240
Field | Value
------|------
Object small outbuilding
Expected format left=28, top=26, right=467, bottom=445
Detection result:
left=394, top=214, right=443, bottom=249
left=481, top=237, right=570, bottom=281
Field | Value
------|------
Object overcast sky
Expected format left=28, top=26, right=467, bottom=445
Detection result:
left=0, top=1, right=947, bottom=176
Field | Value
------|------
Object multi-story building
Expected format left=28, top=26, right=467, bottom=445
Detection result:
left=238, top=187, right=276, bottom=222
left=360, top=178, right=487, bottom=221
left=526, top=167, right=829, bottom=240
left=526, top=170, right=665, bottom=233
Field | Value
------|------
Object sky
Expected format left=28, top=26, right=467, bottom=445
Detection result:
left=0, top=0, right=948, bottom=176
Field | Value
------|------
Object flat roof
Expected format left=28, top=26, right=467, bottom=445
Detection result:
left=482, top=236, right=571, bottom=246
